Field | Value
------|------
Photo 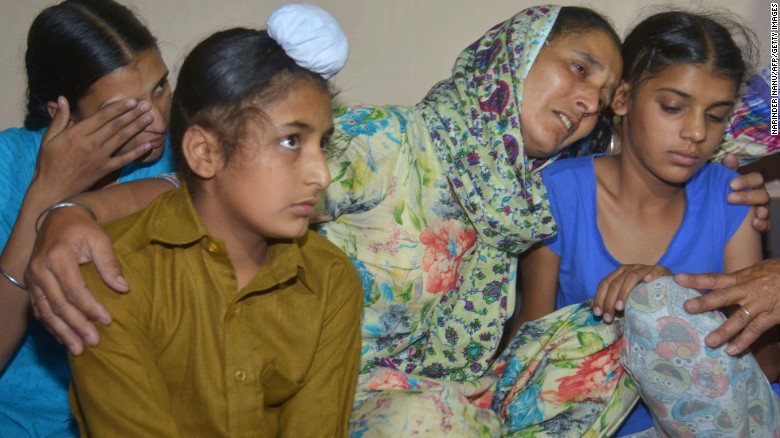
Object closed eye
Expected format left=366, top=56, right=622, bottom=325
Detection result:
left=707, top=113, right=727, bottom=123
left=660, top=103, right=683, bottom=114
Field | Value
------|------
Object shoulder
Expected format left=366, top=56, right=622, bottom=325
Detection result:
left=687, top=162, right=740, bottom=194
left=0, top=126, right=44, bottom=143
left=298, top=230, right=357, bottom=271
left=541, top=155, right=595, bottom=202
left=103, top=188, right=182, bottom=256
left=0, top=127, right=43, bottom=160
left=298, top=230, right=362, bottom=294
left=542, top=155, right=594, bottom=181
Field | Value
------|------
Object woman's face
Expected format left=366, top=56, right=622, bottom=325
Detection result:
left=76, top=48, right=171, bottom=163
left=520, top=29, right=622, bottom=158
left=615, top=64, right=737, bottom=185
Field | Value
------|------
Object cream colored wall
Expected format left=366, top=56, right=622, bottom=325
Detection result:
left=0, top=0, right=766, bottom=130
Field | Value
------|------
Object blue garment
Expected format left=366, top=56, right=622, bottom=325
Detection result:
left=0, top=127, right=175, bottom=437
left=541, top=155, right=749, bottom=436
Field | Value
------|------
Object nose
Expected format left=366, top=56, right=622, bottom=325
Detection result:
left=575, top=83, right=600, bottom=116
left=681, top=112, right=706, bottom=143
left=147, top=101, right=168, bottom=132
left=307, top=149, right=331, bottom=191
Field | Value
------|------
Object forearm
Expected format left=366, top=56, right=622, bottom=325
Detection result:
left=70, top=177, right=173, bottom=225
left=0, top=179, right=75, bottom=366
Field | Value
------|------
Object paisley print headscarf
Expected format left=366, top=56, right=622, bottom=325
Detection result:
left=417, top=5, right=559, bottom=255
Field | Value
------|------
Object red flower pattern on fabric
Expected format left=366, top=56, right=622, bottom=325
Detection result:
left=420, top=219, right=477, bottom=293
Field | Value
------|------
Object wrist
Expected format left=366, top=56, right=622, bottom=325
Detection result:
left=36, top=201, right=97, bottom=234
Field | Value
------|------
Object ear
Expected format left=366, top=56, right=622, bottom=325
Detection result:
left=182, top=125, right=222, bottom=179
left=611, top=81, right=631, bottom=117
left=46, top=101, right=59, bottom=120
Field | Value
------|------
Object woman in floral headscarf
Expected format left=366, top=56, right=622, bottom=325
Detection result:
left=320, top=6, right=631, bottom=436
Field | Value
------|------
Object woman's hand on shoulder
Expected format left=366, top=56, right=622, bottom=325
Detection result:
left=32, top=96, right=157, bottom=198
left=26, top=204, right=126, bottom=355
left=722, top=154, right=771, bottom=233
left=592, top=264, right=672, bottom=323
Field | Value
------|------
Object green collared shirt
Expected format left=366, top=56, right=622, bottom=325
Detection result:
left=70, top=186, right=363, bottom=437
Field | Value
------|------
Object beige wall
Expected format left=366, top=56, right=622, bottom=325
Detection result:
left=0, top=0, right=767, bottom=130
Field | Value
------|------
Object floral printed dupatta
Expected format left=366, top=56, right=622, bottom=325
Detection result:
left=417, top=6, right=558, bottom=254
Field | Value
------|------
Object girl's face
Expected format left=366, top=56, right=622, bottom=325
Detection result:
left=76, top=48, right=171, bottom=163
left=520, top=29, right=622, bottom=158
left=615, top=64, right=738, bottom=185
left=209, top=79, right=332, bottom=241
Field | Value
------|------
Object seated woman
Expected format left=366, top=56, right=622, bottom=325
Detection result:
left=68, top=5, right=362, bottom=436
left=0, top=0, right=174, bottom=435
left=518, top=11, right=780, bottom=436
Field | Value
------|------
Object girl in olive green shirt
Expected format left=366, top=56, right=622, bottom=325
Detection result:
left=70, top=5, right=362, bottom=437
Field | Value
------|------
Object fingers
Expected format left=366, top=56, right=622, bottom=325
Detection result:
left=91, top=101, right=154, bottom=155
left=593, top=267, right=624, bottom=318
left=82, top=98, right=143, bottom=136
left=675, top=271, right=737, bottom=292
left=29, top=281, right=87, bottom=355
left=728, top=189, right=770, bottom=208
left=723, top=312, right=776, bottom=355
left=103, top=141, right=155, bottom=173
left=52, top=254, right=114, bottom=327
left=88, top=234, right=129, bottom=294
left=752, top=207, right=772, bottom=233
left=42, top=96, right=71, bottom=144
left=699, top=302, right=764, bottom=354
left=721, top=153, right=739, bottom=170
left=594, top=265, right=673, bottom=323
left=729, top=171, right=765, bottom=191
left=646, top=264, right=671, bottom=280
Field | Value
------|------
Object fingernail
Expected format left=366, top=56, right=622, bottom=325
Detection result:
left=593, top=306, right=602, bottom=316
left=141, top=114, right=153, bottom=124
left=141, top=142, right=153, bottom=151
left=676, top=273, right=689, bottom=282
left=685, top=299, right=699, bottom=312
left=138, top=101, right=151, bottom=112
left=615, top=300, right=624, bottom=311
left=117, top=275, right=128, bottom=288
left=84, top=334, right=97, bottom=346
left=725, top=343, right=738, bottom=355
left=125, top=98, right=138, bottom=108
left=604, top=313, right=612, bottom=323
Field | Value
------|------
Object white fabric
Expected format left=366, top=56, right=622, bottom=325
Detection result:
left=266, top=3, right=348, bottom=79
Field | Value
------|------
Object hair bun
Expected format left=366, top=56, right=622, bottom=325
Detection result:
left=266, top=3, right=348, bottom=79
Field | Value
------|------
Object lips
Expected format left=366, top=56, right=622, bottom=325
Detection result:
left=668, top=150, right=700, bottom=167
left=290, top=199, right=318, bottom=217
left=146, top=136, right=164, bottom=150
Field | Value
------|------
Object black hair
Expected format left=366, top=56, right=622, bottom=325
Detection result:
left=622, top=11, right=756, bottom=91
left=548, top=6, right=622, bottom=50
left=549, top=6, right=622, bottom=154
left=24, top=0, right=157, bottom=130
left=169, top=27, right=330, bottom=185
